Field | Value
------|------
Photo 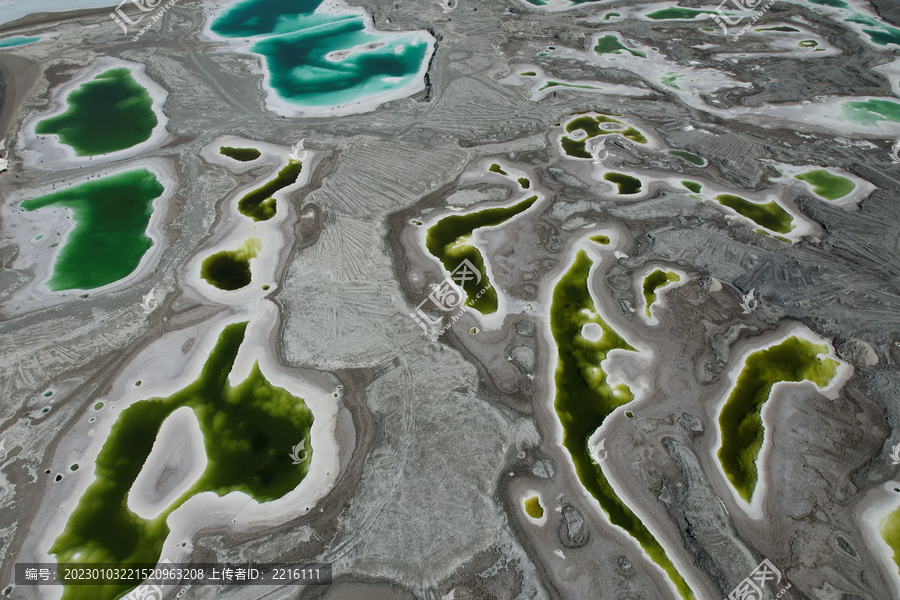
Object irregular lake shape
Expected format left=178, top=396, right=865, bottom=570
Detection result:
left=35, top=68, right=157, bottom=156
left=795, top=169, right=855, bottom=200
left=642, top=269, right=680, bottom=318
left=524, top=495, right=544, bottom=519
left=604, top=172, right=641, bottom=195
left=839, top=99, right=900, bottom=126
left=880, top=502, right=900, bottom=577
left=209, top=0, right=432, bottom=114
left=682, top=181, right=702, bottom=193
left=238, top=159, right=302, bottom=221
left=668, top=150, right=706, bottom=166
left=20, top=169, right=163, bottom=291
left=0, top=35, right=41, bottom=48
left=551, top=249, right=695, bottom=600
left=426, top=195, right=537, bottom=314
left=561, top=113, right=648, bottom=159
left=717, top=336, right=838, bottom=502
left=714, top=194, right=794, bottom=234
left=201, top=237, right=261, bottom=290
left=594, top=34, right=646, bottom=57
left=220, top=146, right=261, bottom=162
left=50, top=322, right=314, bottom=600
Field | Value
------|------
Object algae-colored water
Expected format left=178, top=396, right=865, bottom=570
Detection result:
left=50, top=322, right=313, bottom=600
left=562, top=114, right=647, bottom=158
left=238, top=159, right=302, bottom=221
left=604, top=172, right=641, bottom=195
left=489, top=163, right=508, bottom=175
left=211, top=0, right=429, bottom=108
left=590, top=234, right=610, bottom=245
left=21, top=169, right=163, bottom=291
left=682, top=181, right=702, bottom=193
left=880, top=504, right=900, bottom=575
left=35, top=68, right=157, bottom=156
left=717, top=336, right=838, bottom=502
left=220, top=146, right=261, bottom=161
left=642, top=269, right=680, bottom=317
left=425, top=196, right=537, bottom=314
left=795, top=169, right=855, bottom=200
left=840, top=99, right=900, bottom=126
left=668, top=150, right=705, bottom=166
left=646, top=7, right=714, bottom=19
left=756, top=25, right=799, bottom=32
left=201, top=237, right=262, bottom=290
left=551, top=250, right=695, bottom=600
left=524, top=496, right=544, bottom=519
left=540, top=81, right=602, bottom=91
left=715, top=194, right=793, bottom=234
left=594, top=34, right=645, bottom=57
left=0, top=35, right=41, bottom=47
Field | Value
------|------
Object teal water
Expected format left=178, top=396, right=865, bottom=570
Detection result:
left=211, top=0, right=430, bottom=108
left=35, top=68, right=157, bottom=156
left=840, top=99, right=900, bottom=126
left=0, top=35, right=41, bottom=48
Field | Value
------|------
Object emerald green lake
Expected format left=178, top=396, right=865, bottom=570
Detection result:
left=717, top=336, right=838, bottom=502
left=551, top=250, right=694, bottom=600
left=668, top=150, right=705, bottom=166
left=840, top=99, right=900, bottom=126
left=594, top=34, right=645, bottom=57
left=682, top=181, right=702, bottom=193
left=21, top=169, right=163, bottom=291
left=201, top=237, right=261, bottom=290
left=604, top=172, right=641, bottom=195
left=35, top=68, right=157, bottom=156
left=211, top=0, right=430, bottom=108
left=426, top=196, right=537, bottom=314
left=51, top=322, right=314, bottom=600
left=646, top=7, right=714, bottom=19
left=238, top=160, right=302, bottom=221
left=715, top=194, right=793, bottom=234
left=642, top=269, right=680, bottom=317
left=795, top=170, right=855, bottom=200
left=562, top=114, right=647, bottom=159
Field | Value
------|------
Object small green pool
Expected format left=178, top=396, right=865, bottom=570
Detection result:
left=795, top=170, right=855, bottom=200
left=201, top=237, right=262, bottom=290
left=642, top=269, right=680, bottom=317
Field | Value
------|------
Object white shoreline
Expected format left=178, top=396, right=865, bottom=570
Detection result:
left=18, top=57, right=171, bottom=170
left=635, top=266, right=690, bottom=326
left=858, top=480, right=900, bottom=599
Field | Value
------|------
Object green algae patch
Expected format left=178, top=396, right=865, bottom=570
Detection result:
left=714, top=194, right=793, bottom=234
left=426, top=196, right=537, bottom=314
left=201, top=237, right=262, bottom=290
left=642, top=269, right=680, bottom=317
left=668, top=150, right=705, bottom=166
left=590, top=234, right=610, bottom=245
left=520, top=71, right=537, bottom=76
left=604, top=172, right=641, bottom=195
left=646, top=7, right=714, bottom=19
left=682, top=181, right=702, bottom=193
left=798, top=39, right=818, bottom=47
left=561, top=114, right=647, bottom=159
left=238, top=159, right=302, bottom=221
left=540, top=81, right=602, bottom=91
left=880, top=504, right=900, bottom=575
left=718, top=336, right=838, bottom=502
left=551, top=250, right=695, bottom=600
left=50, top=322, right=314, bottom=600
left=35, top=68, right=157, bottom=156
left=488, top=163, right=508, bottom=175
left=795, top=169, right=855, bottom=200
left=840, top=99, right=900, bottom=126
left=517, top=177, right=531, bottom=189
left=524, top=496, right=544, bottom=519
left=21, top=169, right=163, bottom=291
left=220, top=146, right=261, bottom=162
left=594, top=34, right=645, bottom=57
left=604, top=12, right=620, bottom=19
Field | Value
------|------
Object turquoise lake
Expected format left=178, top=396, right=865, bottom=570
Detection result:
left=211, top=0, right=431, bottom=108
left=0, top=35, right=41, bottom=48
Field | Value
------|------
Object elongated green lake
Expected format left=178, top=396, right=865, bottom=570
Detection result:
left=880, top=502, right=900, bottom=575
left=426, top=196, right=537, bottom=314
left=21, top=169, right=163, bottom=291
left=717, top=336, right=838, bottom=502
left=220, top=146, right=261, bottom=162
left=795, top=170, right=855, bottom=200
left=201, top=237, right=261, bottom=290
left=715, top=194, right=793, bottom=234
left=35, top=68, right=157, bottom=156
left=211, top=0, right=430, bottom=108
left=51, top=322, right=314, bottom=600
left=551, top=250, right=695, bottom=600
left=238, top=160, right=302, bottom=221
left=642, top=269, right=680, bottom=317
